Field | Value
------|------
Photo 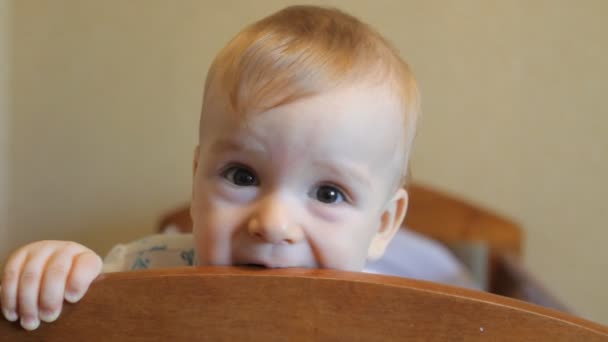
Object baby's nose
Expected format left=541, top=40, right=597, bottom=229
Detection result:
left=248, top=200, right=303, bottom=244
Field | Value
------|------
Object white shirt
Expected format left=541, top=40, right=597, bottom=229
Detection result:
left=103, top=229, right=478, bottom=289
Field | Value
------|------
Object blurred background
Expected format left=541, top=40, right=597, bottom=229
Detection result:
left=1, top=0, right=606, bottom=324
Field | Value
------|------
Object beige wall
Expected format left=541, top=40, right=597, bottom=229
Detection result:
left=0, top=0, right=10, bottom=259
left=5, top=0, right=608, bottom=324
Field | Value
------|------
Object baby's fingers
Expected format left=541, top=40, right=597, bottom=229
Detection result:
left=1, top=249, right=28, bottom=322
left=38, top=247, right=80, bottom=323
left=17, top=248, right=56, bottom=330
left=64, top=251, right=102, bottom=304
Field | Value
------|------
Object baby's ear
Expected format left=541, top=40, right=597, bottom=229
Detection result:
left=192, top=145, right=200, bottom=176
left=367, top=188, right=408, bottom=260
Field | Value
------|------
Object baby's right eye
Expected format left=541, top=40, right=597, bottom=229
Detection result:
left=221, top=165, right=260, bottom=186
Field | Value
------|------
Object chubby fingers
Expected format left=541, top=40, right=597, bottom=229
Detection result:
left=17, top=245, right=57, bottom=330
left=1, top=247, right=29, bottom=323
left=37, top=245, right=102, bottom=326
left=1, top=242, right=103, bottom=331
left=38, top=243, right=86, bottom=323
left=64, top=250, right=102, bottom=304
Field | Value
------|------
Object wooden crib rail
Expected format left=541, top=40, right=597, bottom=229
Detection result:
left=1, top=267, right=607, bottom=341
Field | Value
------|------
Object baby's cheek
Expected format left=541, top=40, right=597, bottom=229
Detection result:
left=193, top=222, right=232, bottom=266
left=318, top=243, right=366, bottom=271
left=192, top=201, right=240, bottom=266
left=307, top=227, right=366, bottom=271
left=307, top=202, right=353, bottom=224
left=211, top=179, right=258, bottom=205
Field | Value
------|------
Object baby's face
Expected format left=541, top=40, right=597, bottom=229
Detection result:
left=191, top=84, right=408, bottom=271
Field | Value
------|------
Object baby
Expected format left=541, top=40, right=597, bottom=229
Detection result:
left=1, top=5, right=421, bottom=330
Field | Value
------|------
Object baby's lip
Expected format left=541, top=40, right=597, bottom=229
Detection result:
left=237, top=263, right=267, bottom=269
left=236, top=261, right=290, bottom=269
left=234, top=245, right=300, bottom=268
left=235, top=257, right=295, bottom=269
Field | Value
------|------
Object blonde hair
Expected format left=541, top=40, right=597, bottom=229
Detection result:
left=201, top=5, right=420, bottom=185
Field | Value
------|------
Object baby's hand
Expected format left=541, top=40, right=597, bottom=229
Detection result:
left=1, top=241, right=102, bottom=330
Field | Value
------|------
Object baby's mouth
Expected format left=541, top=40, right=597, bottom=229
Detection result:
left=233, top=245, right=302, bottom=268
left=236, top=259, right=294, bottom=269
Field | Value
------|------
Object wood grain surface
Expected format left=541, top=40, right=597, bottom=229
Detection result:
left=1, top=267, right=606, bottom=341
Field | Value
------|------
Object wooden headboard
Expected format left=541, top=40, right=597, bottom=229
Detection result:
left=1, top=268, right=606, bottom=341
left=404, top=183, right=521, bottom=256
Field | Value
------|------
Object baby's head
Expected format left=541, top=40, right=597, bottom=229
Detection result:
left=190, top=5, right=420, bottom=271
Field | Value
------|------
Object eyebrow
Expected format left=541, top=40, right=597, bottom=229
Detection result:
left=209, top=139, right=267, bottom=155
left=312, top=160, right=371, bottom=189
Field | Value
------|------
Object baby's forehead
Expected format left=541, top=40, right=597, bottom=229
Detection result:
left=204, top=80, right=403, bottom=122
left=202, top=83, right=403, bottom=138
left=201, top=83, right=406, bottom=172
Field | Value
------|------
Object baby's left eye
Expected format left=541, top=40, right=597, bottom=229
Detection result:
left=221, top=165, right=259, bottom=186
left=313, top=185, right=346, bottom=204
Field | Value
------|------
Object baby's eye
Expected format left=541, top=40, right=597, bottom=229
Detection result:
left=222, top=165, right=259, bottom=186
left=313, top=185, right=346, bottom=204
